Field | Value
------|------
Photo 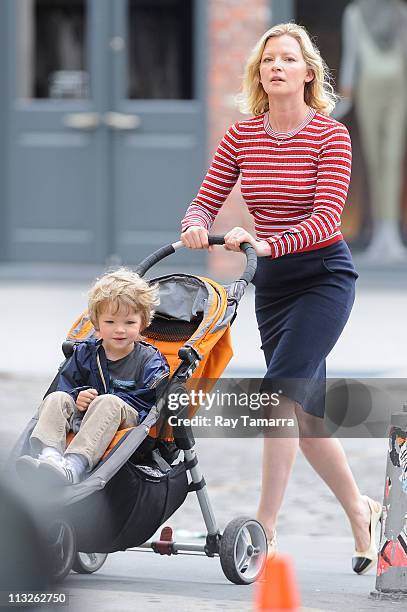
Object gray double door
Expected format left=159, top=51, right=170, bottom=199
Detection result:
left=5, top=0, right=205, bottom=264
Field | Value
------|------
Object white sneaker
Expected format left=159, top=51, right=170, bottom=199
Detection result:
left=38, top=446, right=65, bottom=464
left=37, top=456, right=80, bottom=486
left=16, top=455, right=41, bottom=482
left=63, top=454, right=87, bottom=483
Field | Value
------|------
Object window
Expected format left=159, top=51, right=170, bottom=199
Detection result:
left=127, top=0, right=193, bottom=99
left=17, top=0, right=88, bottom=99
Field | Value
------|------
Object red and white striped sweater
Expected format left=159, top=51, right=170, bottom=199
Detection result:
left=181, top=109, right=352, bottom=258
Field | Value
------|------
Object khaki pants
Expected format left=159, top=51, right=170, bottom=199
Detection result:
left=30, top=391, right=139, bottom=470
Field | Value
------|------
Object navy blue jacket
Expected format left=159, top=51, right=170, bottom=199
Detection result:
left=57, top=339, right=169, bottom=424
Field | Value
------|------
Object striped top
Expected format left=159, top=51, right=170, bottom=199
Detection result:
left=181, top=110, right=352, bottom=258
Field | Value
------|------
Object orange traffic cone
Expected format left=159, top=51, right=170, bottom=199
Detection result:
left=256, top=554, right=301, bottom=611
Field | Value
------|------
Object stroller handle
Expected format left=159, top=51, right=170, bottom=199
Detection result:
left=135, top=235, right=257, bottom=285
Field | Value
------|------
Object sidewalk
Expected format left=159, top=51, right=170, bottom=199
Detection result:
left=1, top=278, right=407, bottom=378
left=63, top=535, right=400, bottom=612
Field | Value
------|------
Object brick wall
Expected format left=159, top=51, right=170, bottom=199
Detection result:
left=206, top=0, right=271, bottom=277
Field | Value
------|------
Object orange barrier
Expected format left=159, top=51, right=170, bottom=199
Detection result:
left=256, top=554, right=301, bottom=611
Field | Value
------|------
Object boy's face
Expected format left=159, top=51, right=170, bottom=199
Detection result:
left=97, top=303, right=143, bottom=359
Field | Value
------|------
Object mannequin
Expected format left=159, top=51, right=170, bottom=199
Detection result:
left=339, top=0, right=407, bottom=261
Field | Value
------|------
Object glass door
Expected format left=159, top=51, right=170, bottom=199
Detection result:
left=108, top=0, right=206, bottom=263
left=5, top=0, right=206, bottom=264
left=7, top=0, right=111, bottom=263
left=17, top=0, right=89, bottom=100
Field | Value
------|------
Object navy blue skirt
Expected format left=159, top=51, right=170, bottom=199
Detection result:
left=253, top=240, right=358, bottom=418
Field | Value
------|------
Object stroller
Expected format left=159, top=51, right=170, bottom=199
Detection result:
left=7, top=236, right=267, bottom=585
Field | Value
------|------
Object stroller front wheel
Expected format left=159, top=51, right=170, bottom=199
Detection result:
left=72, top=552, right=108, bottom=574
left=46, top=519, right=76, bottom=583
left=219, top=517, right=267, bottom=584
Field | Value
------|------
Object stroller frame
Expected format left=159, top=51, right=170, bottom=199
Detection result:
left=124, top=236, right=267, bottom=583
left=138, top=344, right=222, bottom=558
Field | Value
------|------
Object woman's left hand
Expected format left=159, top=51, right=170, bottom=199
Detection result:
left=224, top=227, right=271, bottom=256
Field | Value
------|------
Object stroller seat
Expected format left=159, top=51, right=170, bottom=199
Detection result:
left=65, top=428, right=134, bottom=463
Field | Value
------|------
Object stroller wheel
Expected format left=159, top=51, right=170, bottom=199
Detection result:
left=45, top=519, right=76, bottom=583
left=72, top=552, right=108, bottom=574
left=219, top=517, right=267, bottom=584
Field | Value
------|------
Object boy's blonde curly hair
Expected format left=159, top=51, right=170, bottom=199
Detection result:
left=88, top=267, right=159, bottom=330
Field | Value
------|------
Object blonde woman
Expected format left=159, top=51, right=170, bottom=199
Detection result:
left=181, top=23, right=382, bottom=574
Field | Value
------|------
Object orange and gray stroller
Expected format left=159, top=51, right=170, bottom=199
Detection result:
left=7, top=236, right=267, bottom=585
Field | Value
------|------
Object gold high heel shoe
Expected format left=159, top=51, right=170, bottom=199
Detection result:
left=352, top=495, right=382, bottom=575
left=268, top=529, right=278, bottom=559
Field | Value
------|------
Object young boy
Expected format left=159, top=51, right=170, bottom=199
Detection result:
left=16, top=268, right=169, bottom=486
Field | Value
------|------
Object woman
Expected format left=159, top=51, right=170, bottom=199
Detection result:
left=180, top=23, right=382, bottom=575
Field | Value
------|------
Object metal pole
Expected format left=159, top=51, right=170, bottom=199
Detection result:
left=371, top=405, right=407, bottom=600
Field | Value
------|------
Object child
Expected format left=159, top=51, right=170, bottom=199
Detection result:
left=16, top=268, right=169, bottom=486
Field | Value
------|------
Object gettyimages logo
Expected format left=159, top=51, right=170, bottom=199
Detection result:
left=162, top=378, right=407, bottom=438
left=166, top=387, right=296, bottom=432
left=167, top=388, right=281, bottom=411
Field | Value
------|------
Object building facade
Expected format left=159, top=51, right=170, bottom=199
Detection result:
left=0, top=0, right=406, bottom=266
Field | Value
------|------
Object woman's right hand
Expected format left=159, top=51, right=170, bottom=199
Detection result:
left=180, top=226, right=213, bottom=251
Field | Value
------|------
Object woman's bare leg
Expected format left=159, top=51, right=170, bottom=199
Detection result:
left=297, top=408, right=380, bottom=552
left=256, top=397, right=299, bottom=539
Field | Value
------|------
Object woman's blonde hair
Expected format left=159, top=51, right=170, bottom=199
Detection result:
left=239, top=22, right=338, bottom=116
left=88, top=267, right=159, bottom=330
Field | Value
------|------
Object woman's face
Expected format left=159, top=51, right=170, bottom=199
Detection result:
left=259, top=34, right=313, bottom=101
